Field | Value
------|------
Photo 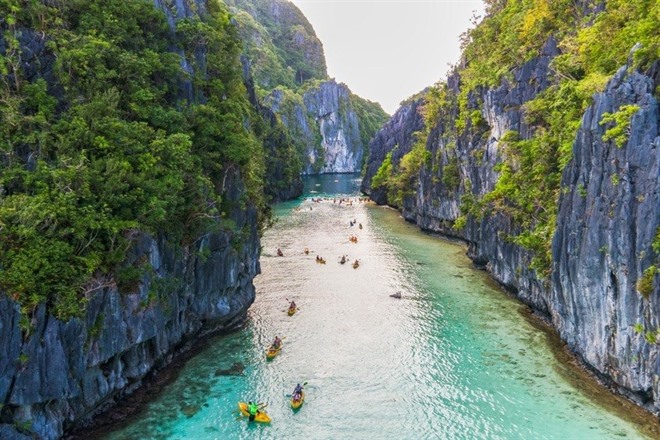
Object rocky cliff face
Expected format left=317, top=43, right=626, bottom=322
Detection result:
left=227, top=0, right=388, bottom=176
left=0, top=1, right=263, bottom=438
left=267, top=79, right=370, bottom=174
left=552, top=65, right=660, bottom=409
left=361, top=97, right=426, bottom=204
left=226, top=0, right=327, bottom=90
left=363, top=38, right=560, bottom=306
left=0, top=176, right=260, bottom=440
left=363, top=47, right=660, bottom=411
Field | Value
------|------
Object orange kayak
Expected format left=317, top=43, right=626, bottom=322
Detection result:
left=237, top=402, right=271, bottom=423
left=266, top=345, right=282, bottom=360
left=291, top=391, right=304, bottom=409
left=287, top=307, right=297, bottom=316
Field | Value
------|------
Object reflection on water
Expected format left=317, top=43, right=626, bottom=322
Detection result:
left=102, top=174, right=656, bottom=440
left=302, top=172, right=362, bottom=197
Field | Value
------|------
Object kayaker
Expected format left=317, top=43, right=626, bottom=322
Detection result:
left=277, top=248, right=283, bottom=257
left=247, top=401, right=259, bottom=421
left=293, top=383, right=303, bottom=399
left=289, top=300, right=296, bottom=310
left=272, top=336, right=282, bottom=349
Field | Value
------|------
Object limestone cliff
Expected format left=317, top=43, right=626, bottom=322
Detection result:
left=362, top=42, right=660, bottom=415
left=225, top=0, right=327, bottom=90
left=266, top=80, right=385, bottom=174
left=227, top=0, right=388, bottom=175
left=0, top=1, right=263, bottom=438
left=361, top=97, right=426, bottom=204
left=552, top=65, right=660, bottom=408
left=0, top=200, right=259, bottom=440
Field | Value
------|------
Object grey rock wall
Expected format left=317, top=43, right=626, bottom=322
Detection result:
left=361, top=97, right=426, bottom=205
left=362, top=46, right=660, bottom=412
left=0, top=171, right=260, bottom=440
left=552, top=66, right=660, bottom=410
left=267, top=79, right=364, bottom=174
left=0, top=1, right=264, bottom=438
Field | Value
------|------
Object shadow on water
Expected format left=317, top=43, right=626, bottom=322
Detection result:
left=302, top=172, right=362, bottom=197
left=523, top=310, right=660, bottom=439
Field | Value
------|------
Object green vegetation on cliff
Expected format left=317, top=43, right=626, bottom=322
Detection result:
left=350, top=93, right=391, bottom=169
left=225, top=0, right=327, bottom=94
left=226, top=0, right=388, bottom=174
left=377, top=0, right=659, bottom=276
left=0, top=0, right=265, bottom=319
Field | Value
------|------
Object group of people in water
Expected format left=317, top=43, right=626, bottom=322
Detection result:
left=249, top=197, right=369, bottom=420
left=246, top=300, right=302, bottom=421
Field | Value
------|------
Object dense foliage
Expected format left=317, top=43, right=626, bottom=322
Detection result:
left=350, top=93, right=391, bottom=170
left=0, top=0, right=266, bottom=320
left=225, top=0, right=327, bottom=94
left=226, top=0, right=388, bottom=175
left=377, top=0, right=659, bottom=277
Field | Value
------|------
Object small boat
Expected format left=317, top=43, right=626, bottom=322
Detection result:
left=291, top=391, right=305, bottom=409
left=237, top=402, right=271, bottom=423
left=287, top=307, right=297, bottom=316
left=352, top=260, right=359, bottom=269
left=266, top=345, right=282, bottom=360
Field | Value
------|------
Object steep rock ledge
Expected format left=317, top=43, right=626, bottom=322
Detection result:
left=552, top=67, right=660, bottom=410
left=365, top=38, right=560, bottom=311
left=266, top=80, right=364, bottom=174
left=0, top=180, right=260, bottom=440
left=361, top=98, right=426, bottom=205
left=0, top=1, right=264, bottom=438
left=363, top=50, right=660, bottom=412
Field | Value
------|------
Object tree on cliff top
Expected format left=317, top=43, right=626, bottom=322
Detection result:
left=0, top=0, right=266, bottom=320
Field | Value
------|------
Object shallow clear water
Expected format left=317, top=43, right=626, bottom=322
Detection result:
left=103, top=174, right=654, bottom=440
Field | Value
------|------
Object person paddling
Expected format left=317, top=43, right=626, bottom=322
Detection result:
left=292, top=383, right=303, bottom=400
left=247, top=401, right=259, bottom=421
left=272, top=336, right=282, bottom=349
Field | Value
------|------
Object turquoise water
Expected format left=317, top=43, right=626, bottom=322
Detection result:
left=103, top=174, right=654, bottom=439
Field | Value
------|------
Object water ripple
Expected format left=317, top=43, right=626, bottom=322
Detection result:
left=102, top=176, right=651, bottom=440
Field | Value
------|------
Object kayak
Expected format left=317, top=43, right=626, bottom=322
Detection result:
left=237, top=402, right=271, bottom=423
left=287, top=307, right=297, bottom=316
left=291, top=391, right=304, bottom=409
left=266, top=345, right=282, bottom=360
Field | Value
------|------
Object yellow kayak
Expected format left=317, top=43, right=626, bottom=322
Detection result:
left=291, top=391, right=304, bottom=409
left=287, top=307, right=297, bottom=316
left=237, top=402, right=271, bottom=423
left=266, top=345, right=282, bottom=360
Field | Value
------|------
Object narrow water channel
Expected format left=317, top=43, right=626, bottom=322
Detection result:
left=103, top=174, right=655, bottom=439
